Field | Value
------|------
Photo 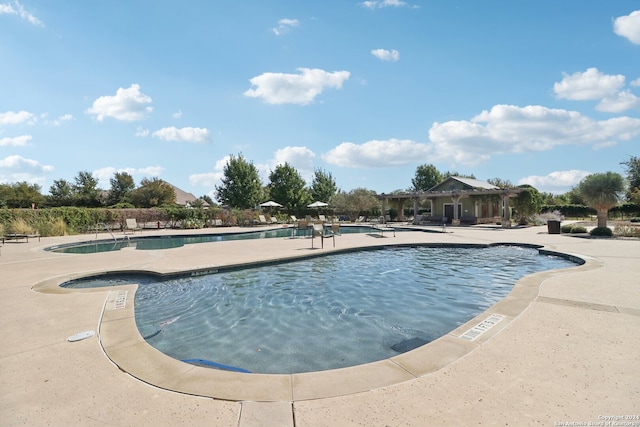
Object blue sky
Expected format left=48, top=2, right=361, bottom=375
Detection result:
left=1, top=1, right=639, bottom=200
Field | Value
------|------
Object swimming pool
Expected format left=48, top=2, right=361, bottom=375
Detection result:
left=47, top=225, right=392, bottom=254
left=62, top=244, right=578, bottom=374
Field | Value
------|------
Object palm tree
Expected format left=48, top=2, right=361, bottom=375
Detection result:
left=577, top=172, right=625, bottom=229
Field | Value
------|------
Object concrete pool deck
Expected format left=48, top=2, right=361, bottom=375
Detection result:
left=1, top=224, right=638, bottom=426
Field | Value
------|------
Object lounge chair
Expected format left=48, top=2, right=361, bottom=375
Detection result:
left=290, top=215, right=298, bottom=223
left=124, top=218, right=142, bottom=234
left=269, top=216, right=279, bottom=224
left=257, top=215, right=268, bottom=225
left=311, top=223, right=335, bottom=249
left=2, top=233, right=41, bottom=244
left=318, top=214, right=326, bottom=222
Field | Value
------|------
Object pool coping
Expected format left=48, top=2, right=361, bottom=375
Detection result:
left=32, top=242, right=599, bottom=402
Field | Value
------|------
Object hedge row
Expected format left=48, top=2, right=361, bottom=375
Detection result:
left=0, top=206, right=273, bottom=236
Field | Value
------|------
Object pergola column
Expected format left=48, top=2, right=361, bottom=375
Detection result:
left=413, top=198, right=419, bottom=224
left=450, top=194, right=462, bottom=225
left=502, top=193, right=512, bottom=228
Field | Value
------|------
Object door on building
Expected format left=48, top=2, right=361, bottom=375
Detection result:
left=443, top=204, right=462, bottom=223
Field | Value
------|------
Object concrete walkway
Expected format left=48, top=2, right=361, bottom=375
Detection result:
left=1, top=224, right=638, bottom=426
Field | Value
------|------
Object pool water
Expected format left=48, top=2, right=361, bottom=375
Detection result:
left=48, top=225, right=383, bottom=254
left=63, top=245, right=577, bottom=374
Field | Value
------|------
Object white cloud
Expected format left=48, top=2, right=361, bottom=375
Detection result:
left=613, top=10, right=640, bottom=45
left=0, top=110, right=35, bottom=125
left=0, top=155, right=53, bottom=185
left=596, top=90, right=640, bottom=113
left=135, top=127, right=150, bottom=137
left=518, top=170, right=591, bottom=192
left=188, top=155, right=230, bottom=187
left=630, top=78, right=640, bottom=87
left=371, top=48, right=399, bottom=62
left=172, top=110, right=182, bottom=119
left=0, top=1, right=43, bottom=26
left=553, top=68, right=640, bottom=113
left=361, top=0, right=412, bottom=9
left=151, top=126, right=210, bottom=143
left=0, top=135, right=31, bottom=146
left=553, top=68, right=625, bottom=101
left=428, top=104, right=640, bottom=166
left=86, top=84, right=153, bottom=122
left=273, top=18, right=300, bottom=36
left=244, top=68, right=350, bottom=105
left=323, top=139, right=432, bottom=168
left=45, top=114, right=73, bottom=126
left=271, top=146, right=316, bottom=181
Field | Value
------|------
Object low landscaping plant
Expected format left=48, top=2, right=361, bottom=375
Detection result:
left=589, top=227, right=613, bottom=237
left=7, top=217, right=36, bottom=235
left=613, top=222, right=640, bottom=238
left=37, top=217, right=68, bottom=237
left=569, top=225, right=588, bottom=234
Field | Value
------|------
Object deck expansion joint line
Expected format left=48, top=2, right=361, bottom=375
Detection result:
left=536, top=296, right=620, bottom=313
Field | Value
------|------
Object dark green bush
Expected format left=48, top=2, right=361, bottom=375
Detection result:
left=561, top=224, right=573, bottom=233
left=590, top=227, right=613, bottom=237
left=570, top=226, right=588, bottom=234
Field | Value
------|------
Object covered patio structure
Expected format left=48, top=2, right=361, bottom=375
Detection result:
left=378, top=177, right=523, bottom=227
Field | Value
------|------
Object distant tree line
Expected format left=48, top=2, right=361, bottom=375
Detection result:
left=1, top=154, right=639, bottom=232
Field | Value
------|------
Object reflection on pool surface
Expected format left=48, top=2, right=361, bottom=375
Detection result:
left=63, top=245, right=578, bottom=374
left=47, top=225, right=386, bottom=254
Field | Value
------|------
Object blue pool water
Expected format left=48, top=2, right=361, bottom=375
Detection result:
left=62, top=245, right=578, bottom=374
left=47, top=225, right=385, bottom=254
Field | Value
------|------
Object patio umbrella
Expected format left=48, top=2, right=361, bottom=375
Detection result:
left=260, top=200, right=283, bottom=208
left=307, top=201, right=328, bottom=208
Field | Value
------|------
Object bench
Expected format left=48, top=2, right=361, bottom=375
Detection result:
left=417, top=216, right=447, bottom=225
left=459, top=216, right=478, bottom=225
left=2, top=233, right=41, bottom=244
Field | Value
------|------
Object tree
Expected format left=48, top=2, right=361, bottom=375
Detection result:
left=0, top=181, right=44, bottom=208
left=310, top=168, right=337, bottom=203
left=486, top=177, right=514, bottom=188
left=510, top=185, right=543, bottom=224
left=107, top=172, right=135, bottom=206
left=48, top=179, right=74, bottom=207
left=72, top=171, right=102, bottom=207
left=331, top=188, right=379, bottom=222
left=130, top=177, right=176, bottom=207
left=412, top=164, right=442, bottom=191
left=215, top=154, right=263, bottom=209
left=268, top=163, right=310, bottom=212
left=621, top=155, right=640, bottom=201
left=577, top=172, right=625, bottom=229
left=442, top=171, right=475, bottom=180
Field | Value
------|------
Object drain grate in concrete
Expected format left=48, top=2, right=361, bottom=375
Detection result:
left=459, top=313, right=505, bottom=341
left=114, top=290, right=128, bottom=310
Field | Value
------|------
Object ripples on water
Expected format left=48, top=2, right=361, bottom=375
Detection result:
left=65, top=245, right=576, bottom=374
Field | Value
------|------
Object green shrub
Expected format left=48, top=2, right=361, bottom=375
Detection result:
left=590, top=227, right=613, bottom=237
left=570, top=226, right=588, bottom=234
left=561, top=224, right=573, bottom=233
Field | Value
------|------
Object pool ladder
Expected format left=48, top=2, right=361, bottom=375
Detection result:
left=95, top=223, right=130, bottom=245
